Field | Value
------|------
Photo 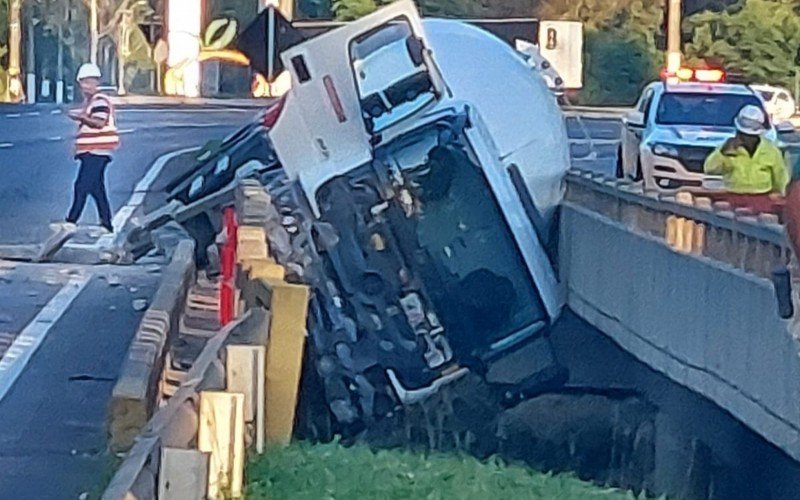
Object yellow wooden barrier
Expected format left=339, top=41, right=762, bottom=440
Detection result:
left=237, top=226, right=269, bottom=262
left=264, top=279, right=310, bottom=446
left=242, top=257, right=285, bottom=281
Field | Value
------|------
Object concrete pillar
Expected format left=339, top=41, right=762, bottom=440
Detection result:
left=654, top=410, right=691, bottom=496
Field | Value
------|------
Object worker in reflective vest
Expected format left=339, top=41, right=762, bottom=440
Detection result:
left=64, top=63, right=120, bottom=233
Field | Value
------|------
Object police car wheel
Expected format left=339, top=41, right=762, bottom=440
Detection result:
left=615, top=148, right=624, bottom=179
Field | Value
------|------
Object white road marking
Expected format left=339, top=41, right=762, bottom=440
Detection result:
left=48, top=136, right=63, bottom=142
left=118, top=128, right=135, bottom=135
left=51, top=109, right=62, bottom=115
left=5, top=114, right=21, bottom=118
left=0, top=274, right=91, bottom=402
left=95, top=146, right=199, bottom=248
left=25, top=112, right=40, bottom=117
left=0, top=143, right=13, bottom=149
left=568, top=139, right=620, bottom=146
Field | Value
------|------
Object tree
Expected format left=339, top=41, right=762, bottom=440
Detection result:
left=580, top=29, right=658, bottom=104
left=532, top=0, right=663, bottom=104
left=332, top=0, right=377, bottom=21
left=331, top=0, right=485, bottom=21
left=0, top=0, right=7, bottom=52
left=685, top=0, right=800, bottom=88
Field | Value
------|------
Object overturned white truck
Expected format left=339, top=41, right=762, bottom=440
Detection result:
left=259, top=1, right=571, bottom=432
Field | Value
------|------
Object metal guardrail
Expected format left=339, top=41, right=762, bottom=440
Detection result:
left=565, top=168, right=790, bottom=280
left=104, top=180, right=311, bottom=499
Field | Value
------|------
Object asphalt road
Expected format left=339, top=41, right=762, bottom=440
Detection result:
left=0, top=105, right=253, bottom=498
left=565, top=115, right=621, bottom=176
left=565, top=114, right=800, bottom=176
left=0, top=107, right=253, bottom=245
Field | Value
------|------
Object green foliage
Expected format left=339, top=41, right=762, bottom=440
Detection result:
left=332, top=0, right=379, bottom=21
left=533, top=0, right=662, bottom=105
left=685, top=0, right=800, bottom=88
left=208, top=0, right=257, bottom=28
left=578, top=30, right=659, bottom=105
left=246, top=441, right=634, bottom=499
left=0, top=0, right=7, bottom=48
left=331, top=0, right=485, bottom=21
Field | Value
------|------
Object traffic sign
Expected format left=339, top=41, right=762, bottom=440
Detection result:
left=237, top=6, right=305, bottom=82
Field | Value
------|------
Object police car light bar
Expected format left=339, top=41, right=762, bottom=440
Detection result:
left=661, top=67, right=726, bottom=84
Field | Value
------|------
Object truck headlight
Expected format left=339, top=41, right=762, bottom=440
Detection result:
left=651, top=143, right=680, bottom=158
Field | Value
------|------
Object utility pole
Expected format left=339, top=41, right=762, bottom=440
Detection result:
left=117, top=9, right=131, bottom=95
left=666, top=0, right=682, bottom=73
left=26, top=7, right=35, bottom=103
left=56, top=0, right=67, bottom=104
left=90, top=0, right=99, bottom=65
left=7, top=0, right=23, bottom=102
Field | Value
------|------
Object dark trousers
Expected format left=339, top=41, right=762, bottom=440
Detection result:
left=67, top=153, right=112, bottom=228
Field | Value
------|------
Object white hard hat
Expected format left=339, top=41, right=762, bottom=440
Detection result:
left=735, top=104, right=767, bottom=135
left=76, top=63, right=102, bottom=82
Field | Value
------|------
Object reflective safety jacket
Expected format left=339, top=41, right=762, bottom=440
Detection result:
left=75, top=92, right=119, bottom=155
left=704, top=138, right=788, bottom=194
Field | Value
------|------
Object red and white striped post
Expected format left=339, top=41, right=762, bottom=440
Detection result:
left=219, top=206, right=238, bottom=326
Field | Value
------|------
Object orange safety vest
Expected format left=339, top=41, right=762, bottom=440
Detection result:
left=75, top=93, right=120, bottom=155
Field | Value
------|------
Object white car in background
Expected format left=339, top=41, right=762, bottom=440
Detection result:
left=618, top=77, right=793, bottom=191
left=751, top=84, right=796, bottom=121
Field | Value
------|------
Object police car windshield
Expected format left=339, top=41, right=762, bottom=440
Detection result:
left=656, top=93, right=765, bottom=127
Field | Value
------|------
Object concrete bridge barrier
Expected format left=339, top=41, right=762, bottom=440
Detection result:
left=560, top=168, right=800, bottom=462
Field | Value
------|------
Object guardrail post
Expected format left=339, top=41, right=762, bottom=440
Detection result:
left=265, top=280, right=310, bottom=446
left=198, top=391, right=246, bottom=499
left=226, top=345, right=267, bottom=454
left=159, top=448, right=210, bottom=499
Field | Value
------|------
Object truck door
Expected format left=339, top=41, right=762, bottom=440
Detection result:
left=623, top=87, right=653, bottom=177
left=268, top=0, right=449, bottom=207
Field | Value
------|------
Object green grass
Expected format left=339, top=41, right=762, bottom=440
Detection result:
left=245, top=441, right=637, bottom=500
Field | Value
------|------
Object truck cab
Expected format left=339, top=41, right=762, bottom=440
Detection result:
left=266, top=1, right=570, bottom=423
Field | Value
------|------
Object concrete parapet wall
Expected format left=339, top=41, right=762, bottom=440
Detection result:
left=560, top=183, right=800, bottom=461
left=108, top=239, right=196, bottom=452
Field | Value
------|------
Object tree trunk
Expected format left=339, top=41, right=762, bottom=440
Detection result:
left=25, top=10, right=35, bottom=103
left=57, top=1, right=66, bottom=103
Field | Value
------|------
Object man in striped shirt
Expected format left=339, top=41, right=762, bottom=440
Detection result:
left=65, top=63, right=120, bottom=233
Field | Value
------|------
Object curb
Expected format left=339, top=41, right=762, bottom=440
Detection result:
left=111, top=96, right=274, bottom=110
left=108, top=239, right=196, bottom=452
left=0, top=97, right=273, bottom=113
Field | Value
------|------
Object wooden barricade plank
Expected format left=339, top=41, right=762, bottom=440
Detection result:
left=264, top=280, right=310, bottom=446
left=198, top=391, right=246, bottom=499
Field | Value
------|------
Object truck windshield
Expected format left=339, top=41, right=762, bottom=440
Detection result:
left=404, top=143, right=547, bottom=357
left=656, top=93, right=766, bottom=127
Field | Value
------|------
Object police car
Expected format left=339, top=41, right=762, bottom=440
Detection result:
left=616, top=69, right=794, bottom=191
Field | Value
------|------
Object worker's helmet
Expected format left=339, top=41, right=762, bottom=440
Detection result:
left=735, top=105, right=767, bottom=136
left=76, top=63, right=102, bottom=82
